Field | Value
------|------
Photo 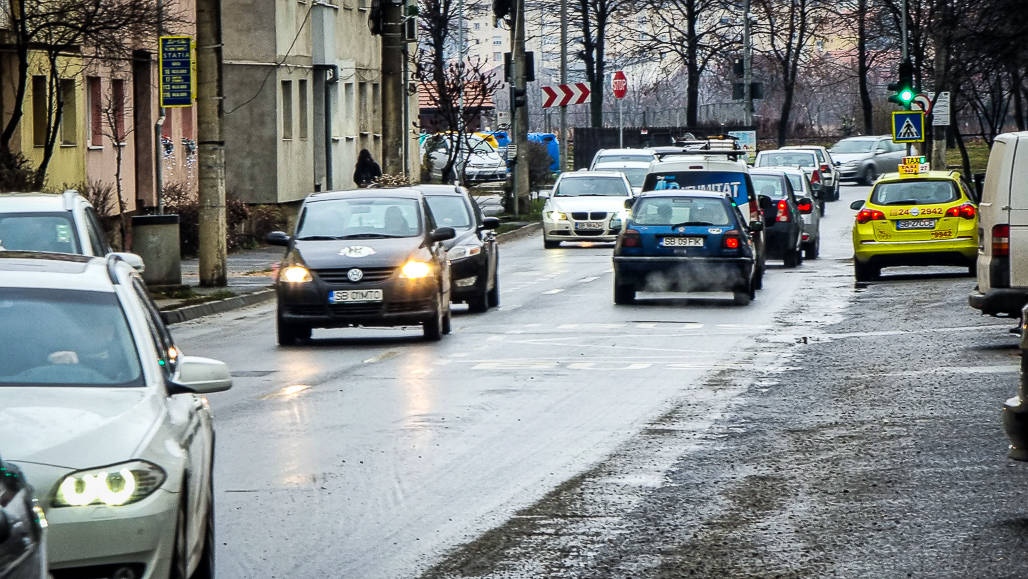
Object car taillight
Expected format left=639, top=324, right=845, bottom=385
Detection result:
left=748, top=196, right=760, bottom=224
left=810, top=170, right=821, bottom=184
left=776, top=199, right=790, bottom=222
left=945, top=204, right=976, bottom=219
left=993, top=224, right=1010, bottom=256
left=820, top=163, right=830, bottom=174
left=723, top=231, right=742, bottom=249
left=797, top=200, right=813, bottom=214
left=621, top=229, right=641, bottom=248
left=856, top=208, right=886, bottom=224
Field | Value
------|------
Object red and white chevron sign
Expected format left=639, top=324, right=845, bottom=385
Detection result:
left=541, top=83, right=590, bottom=108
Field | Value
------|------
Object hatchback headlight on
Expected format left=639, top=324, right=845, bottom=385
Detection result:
left=280, top=265, right=313, bottom=283
left=545, top=211, right=568, bottom=221
left=400, top=260, right=432, bottom=279
left=449, top=245, right=482, bottom=261
left=53, top=461, right=166, bottom=507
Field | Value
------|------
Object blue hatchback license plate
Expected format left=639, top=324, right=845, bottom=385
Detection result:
left=661, top=236, right=704, bottom=247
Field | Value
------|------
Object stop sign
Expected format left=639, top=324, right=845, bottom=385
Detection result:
left=612, top=71, right=628, bottom=99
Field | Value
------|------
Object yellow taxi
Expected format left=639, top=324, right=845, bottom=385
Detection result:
left=850, top=158, right=978, bottom=281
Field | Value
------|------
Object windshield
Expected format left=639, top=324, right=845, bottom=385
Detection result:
left=469, top=139, right=496, bottom=154
left=757, top=152, right=816, bottom=168
left=297, top=198, right=423, bottom=239
left=751, top=175, right=788, bottom=200
left=555, top=177, right=630, bottom=197
left=0, top=213, right=81, bottom=253
left=632, top=197, right=733, bottom=226
left=0, top=288, right=143, bottom=387
left=619, top=168, right=649, bottom=188
left=831, top=139, right=874, bottom=154
left=642, top=171, right=751, bottom=207
left=595, top=153, right=654, bottom=165
left=870, top=180, right=960, bottom=206
left=426, top=196, right=473, bottom=229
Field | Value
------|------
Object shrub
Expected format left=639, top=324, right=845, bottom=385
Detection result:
left=162, top=183, right=252, bottom=256
left=250, top=204, right=289, bottom=240
left=0, top=150, right=36, bottom=192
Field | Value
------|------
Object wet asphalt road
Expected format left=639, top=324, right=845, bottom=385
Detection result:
left=173, top=182, right=1028, bottom=577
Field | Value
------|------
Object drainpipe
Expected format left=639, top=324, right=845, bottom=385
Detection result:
left=155, top=0, right=165, bottom=214
left=315, top=64, right=339, bottom=189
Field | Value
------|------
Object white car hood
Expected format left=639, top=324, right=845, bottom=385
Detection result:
left=0, top=387, right=161, bottom=469
left=546, top=196, right=629, bottom=213
left=831, top=152, right=871, bottom=164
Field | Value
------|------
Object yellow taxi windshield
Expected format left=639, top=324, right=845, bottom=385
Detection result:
left=870, top=180, right=959, bottom=206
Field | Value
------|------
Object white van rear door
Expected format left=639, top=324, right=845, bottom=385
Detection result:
left=1006, top=136, right=1028, bottom=286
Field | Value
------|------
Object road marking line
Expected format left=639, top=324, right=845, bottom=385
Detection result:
left=363, top=350, right=400, bottom=364
left=260, top=384, right=311, bottom=400
left=578, top=276, right=600, bottom=283
left=542, top=289, right=564, bottom=295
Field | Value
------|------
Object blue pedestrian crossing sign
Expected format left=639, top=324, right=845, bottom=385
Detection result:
left=892, top=111, right=925, bottom=143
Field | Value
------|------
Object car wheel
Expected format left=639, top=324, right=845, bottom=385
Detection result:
left=833, top=182, right=841, bottom=201
left=862, top=165, right=877, bottom=185
left=613, top=274, right=635, bottom=305
left=423, top=294, right=444, bottom=341
left=754, top=265, right=764, bottom=290
left=467, top=290, right=489, bottom=313
left=170, top=496, right=189, bottom=579
left=442, top=303, right=452, bottom=335
left=544, top=239, right=560, bottom=249
left=784, top=248, right=801, bottom=268
left=804, top=237, right=820, bottom=260
left=968, top=262, right=978, bottom=277
left=487, top=272, right=500, bottom=308
left=854, top=261, right=879, bottom=282
left=276, top=316, right=310, bottom=346
left=733, top=288, right=752, bottom=306
left=192, top=475, right=215, bottom=579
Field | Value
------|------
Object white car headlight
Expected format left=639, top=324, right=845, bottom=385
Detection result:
left=449, top=245, right=482, bottom=261
left=545, top=211, right=568, bottom=221
left=400, top=260, right=432, bottom=279
left=53, top=461, right=166, bottom=507
left=280, top=265, right=313, bottom=283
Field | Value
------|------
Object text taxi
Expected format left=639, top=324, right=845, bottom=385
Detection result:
left=849, top=158, right=979, bottom=281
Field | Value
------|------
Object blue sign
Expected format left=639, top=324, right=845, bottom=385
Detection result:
left=160, top=36, right=193, bottom=108
left=645, top=171, right=750, bottom=208
left=892, top=111, right=925, bottom=143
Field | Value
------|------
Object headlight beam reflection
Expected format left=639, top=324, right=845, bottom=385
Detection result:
left=261, top=384, right=312, bottom=400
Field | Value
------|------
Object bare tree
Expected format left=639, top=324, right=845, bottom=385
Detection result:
left=576, top=0, right=627, bottom=127
left=99, top=76, right=134, bottom=249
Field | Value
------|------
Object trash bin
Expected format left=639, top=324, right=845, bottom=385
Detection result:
left=131, top=214, right=181, bottom=286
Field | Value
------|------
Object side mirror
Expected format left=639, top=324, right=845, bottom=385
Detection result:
left=480, top=217, right=500, bottom=230
left=747, top=220, right=764, bottom=233
left=431, top=227, right=456, bottom=242
left=266, top=231, right=291, bottom=246
left=112, top=252, right=145, bottom=273
left=797, top=198, right=814, bottom=214
left=538, top=191, right=551, bottom=199
left=623, top=198, right=634, bottom=210
left=168, top=356, right=232, bottom=395
left=834, top=160, right=841, bottom=167
left=850, top=200, right=865, bottom=210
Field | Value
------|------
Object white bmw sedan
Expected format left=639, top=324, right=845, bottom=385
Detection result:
left=0, top=252, right=232, bottom=579
left=541, top=170, right=634, bottom=248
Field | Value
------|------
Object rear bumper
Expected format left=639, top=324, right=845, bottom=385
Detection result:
left=613, top=256, right=753, bottom=291
left=764, top=226, right=801, bottom=258
left=969, top=288, right=1028, bottom=317
left=854, top=238, right=977, bottom=266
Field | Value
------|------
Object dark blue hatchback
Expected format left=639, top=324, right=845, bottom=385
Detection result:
left=612, top=190, right=762, bottom=305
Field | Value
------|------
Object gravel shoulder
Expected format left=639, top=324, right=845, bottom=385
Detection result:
left=423, top=260, right=1028, bottom=578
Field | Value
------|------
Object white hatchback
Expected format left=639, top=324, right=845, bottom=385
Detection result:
left=0, top=252, right=231, bottom=579
left=541, top=171, right=633, bottom=248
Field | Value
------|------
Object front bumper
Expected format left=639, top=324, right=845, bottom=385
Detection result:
left=448, top=253, right=489, bottom=300
left=277, top=277, right=440, bottom=328
left=544, top=219, right=618, bottom=242
left=613, top=256, right=753, bottom=291
left=838, top=165, right=862, bottom=179
left=464, top=166, right=509, bottom=182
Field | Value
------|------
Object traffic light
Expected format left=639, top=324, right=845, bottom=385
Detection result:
left=511, top=86, right=527, bottom=108
left=888, top=59, right=915, bottom=109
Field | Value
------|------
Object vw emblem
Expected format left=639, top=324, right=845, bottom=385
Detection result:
left=909, top=207, right=920, bottom=216
left=347, top=268, right=364, bottom=282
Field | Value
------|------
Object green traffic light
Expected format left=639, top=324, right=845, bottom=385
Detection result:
left=900, top=88, right=914, bottom=103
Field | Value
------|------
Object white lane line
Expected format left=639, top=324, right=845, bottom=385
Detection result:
left=363, top=350, right=401, bottom=364
left=542, top=289, right=565, bottom=295
left=260, top=384, right=311, bottom=400
left=578, top=276, right=600, bottom=283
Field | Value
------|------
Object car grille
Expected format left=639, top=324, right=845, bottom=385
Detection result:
left=288, top=298, right=434, bottom=318
left=571, top=212, right=608, bottom=221
left=574, top=229, right=606, bottom=236
left=316, top=267, right=396, bottom=284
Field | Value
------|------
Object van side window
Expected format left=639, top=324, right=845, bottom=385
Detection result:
left=130, top=278, right=179, bottom=375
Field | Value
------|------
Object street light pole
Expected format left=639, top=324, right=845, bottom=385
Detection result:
left=743, top=0, right=752, bottom=128
left=196, top=0, right=227, bottom=286
left=559, top=0, right=567, bottom=172
left=512, top=0, right=528, bottom=209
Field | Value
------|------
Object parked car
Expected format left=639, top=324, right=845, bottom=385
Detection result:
left=641, top=151, right=767, bottom=288
left=0, top=190, right=143, bottom=270
left=541, top=171, right=634, bottom=248
left=780, top=167, right=823, bottom=260
left=970, top=131, right=1028, bottom=316
left=850, top=168, right=978, bottom=281
left=753, top=149, right=828, bottom=211
left=613, top=190, right=762, bottom=305
left=422, top=134, right=508, bottom=183
left=588, top=148, right=655, bottom=169
left=0, top=455, right=47, bottom=579
left=267, top=188, right=456, bottom=343
left=416, top=184, right=501, bottom=312
left=591, top=160, right=650, bottom=195
left=780, top=145, right=840, bottom=200
left=829, top=135, right=907, bottom=185
left=0, top=252, right=231, bottom=579
left=749, top=168, right=809, bottom=267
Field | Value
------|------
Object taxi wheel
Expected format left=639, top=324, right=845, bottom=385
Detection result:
left=544, top=239, right=561, bottom=249
left=854, top=261, right=879, bottom=282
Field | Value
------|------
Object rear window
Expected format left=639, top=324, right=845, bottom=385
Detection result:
left=0, top=213, right=80, bottom=253
left=425, top=196, right=473, bottom=229
left=595, top=153, right=654, bottom=165
left=554, top=177, right=629, bottom=197
left=831, top=139, right=874, bottom=153
left=757, top=152, right=816, bottom=168
left=751, top=175, right=788, bottom=200
left=632, top=197, right=733, bottom=227
left=870, top=180, right=960, bottom=205
left=0, top=288, right=143, bottom=387
left=642, top=171, right=751, bottom=207
left=785, top=173, right=808, bottom=194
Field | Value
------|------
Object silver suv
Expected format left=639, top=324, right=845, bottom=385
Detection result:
left=0, top=190, right=143, bottom=269
left=829, top=136, right=907, bottom=185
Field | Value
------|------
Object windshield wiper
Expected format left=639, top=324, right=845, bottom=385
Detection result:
left=296, top=235, right=346, bottom=240
left=340, top=233, right=407, bottom=239
left=671, top=221, right=715, bottom=228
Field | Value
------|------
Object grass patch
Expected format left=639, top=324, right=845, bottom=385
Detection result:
left=946, top=139, right=991, bottom=174
left=155, top=289, right=238, bottom=310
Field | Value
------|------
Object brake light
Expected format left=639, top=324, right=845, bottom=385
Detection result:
left=797, top=200, right=813, bottom=214
left=820, top=163, right=830, bottom=174
left=944, top=204, right=976, bottom=219
left=724, top=233, right=741, bottom=249
left=748, top=196, right=760, bottom=224
left=621, top=229, right=641, bottom=248
left=856, top=208, right=886, bottom=224
left=810, top=170, right=821, bottom=185
left=993, top=224, right=1010, bottom=256
left=776, top=199, right=790, bottom=222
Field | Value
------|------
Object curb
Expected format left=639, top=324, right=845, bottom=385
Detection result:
left=496, top=221, right=542, bottom=243
left=162, top=288, right=275, bottom=325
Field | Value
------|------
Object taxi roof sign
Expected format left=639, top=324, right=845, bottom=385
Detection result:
left=899, top=155, right=930, bottom=176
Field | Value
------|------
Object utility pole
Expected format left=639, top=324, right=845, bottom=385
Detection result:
left=559, top=0, right=568, bottom=172
left=382, top=0, right=406, bottom=175
left=196, top=0, right=226, bottom=286
left=512, top=0, right=529, bottom=210
left=742, top=0, right=753, bottom=128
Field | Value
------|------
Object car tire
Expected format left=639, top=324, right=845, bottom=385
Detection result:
left=423, top=294, right=444, bottom=341
left=613, top=278, right=635, bottom=305
left=544, top=239, right=560, bottom=249
left=784, top=248, right=801, bottom=268
left=862, top=165, right=877, bottom=186
left=467, top=291, right=489, bottom=313
left=833, top=182, right=841, bottom=201
left=968, top=263, right=978, bottom=277
left=487, top=273, right=500, bottom=308
left=192, top=474, right=215, bottom=579
left=170, top=495, right=189, bottom=579
left=804, top=237, right=820, bottom=260
left=754, top=265, right=764, bottom=290
left=854, top=261, right=879, bottom=282
left=443, top=303, right=452, bottom=335
left=276, top=316, right=310, bottom=346
left=733, top=289, right=752, bottom=306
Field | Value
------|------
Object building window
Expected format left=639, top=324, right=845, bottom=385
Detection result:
left=281, top=80, right=293, bottom=140
left=87, top=76, right=102, bottom=147
left=298, top=79, right=308, bottom=139
left=32, top=76, right=46, bottom=146
left=111, top=79, right=125, bottom=142
left=358, top=81, right=367, bottom=131
left=474, top=22, right=480, bottom=30
left=493, top=52, right=501, bottom=62
left=60, top=79, right=77, bottom=146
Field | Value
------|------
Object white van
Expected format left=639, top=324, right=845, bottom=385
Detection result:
left=969, top=131, right=1028, bottom=317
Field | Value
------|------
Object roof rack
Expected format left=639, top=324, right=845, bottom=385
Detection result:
left=105, top=253, right=125, bottom=284
left=652, top=148, right=749, bottom=161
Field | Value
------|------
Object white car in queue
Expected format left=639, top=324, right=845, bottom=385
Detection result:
left=592, top=160, right=650, bottom=196
left=0, top=252, right=232, bottom=579
left=541, top=170, right=634, bottom=248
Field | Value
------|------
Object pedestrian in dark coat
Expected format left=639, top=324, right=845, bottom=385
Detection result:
left=354, top=149, right=382, bottom=187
